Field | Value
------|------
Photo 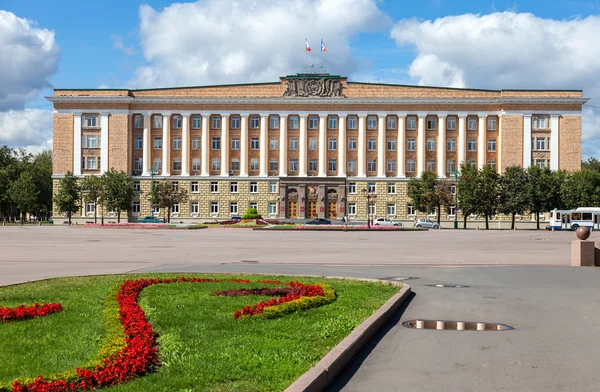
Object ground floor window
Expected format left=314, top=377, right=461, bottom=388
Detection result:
left=407, top=205, right=415, bottom=216
left=348, top=203, right=356, bottom=216
left=152, top=205, right=160, bottom=216
left=368, top=204, right=376, bottom=217
left=269, top=202, right=277, bottom=216
left=171, top=203, right=180, bottom=215
left=249, top=202, right=258, bottom=210
left=210, top=202, right=219, bottom=216
left=387, top=204, right=396, bottom=216
left=191, top=202, right=199, bottom=215
left=448, top=205, right=456, bottom=216
left=86, top=202, right=95, bottom=216
left=230, top=202, right=238, bottom=215
left=132, top=202, right=140, bottom=216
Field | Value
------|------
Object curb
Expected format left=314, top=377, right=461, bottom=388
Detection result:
left=285, top=281, right=412, bottom=392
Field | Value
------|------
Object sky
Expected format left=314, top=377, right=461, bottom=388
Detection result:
left=0, top=0, right=599, bottom=159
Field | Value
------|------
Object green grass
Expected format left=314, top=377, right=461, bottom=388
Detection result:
left=0, top=274, right=398, bottom=391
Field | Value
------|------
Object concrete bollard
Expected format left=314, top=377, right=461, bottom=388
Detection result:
left=436, top=321, right=445, bottom=330
left=457, top=321, right=465, bottom=331
left=571, top=227, right=595, bottom=267
left=477, top=323, right=486, bottom=331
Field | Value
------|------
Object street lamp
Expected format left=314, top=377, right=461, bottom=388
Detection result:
left=150, top=168, right=156, bottom=212
left=453, top=170, right=460, bottom=229
left=362, top=187, right=377, bottom=228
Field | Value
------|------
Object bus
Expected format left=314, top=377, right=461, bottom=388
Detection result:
left=547, top=208, right=600, bottom=231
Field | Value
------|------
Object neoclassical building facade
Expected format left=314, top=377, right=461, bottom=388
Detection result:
left=49, top=74, right=586, bottom=223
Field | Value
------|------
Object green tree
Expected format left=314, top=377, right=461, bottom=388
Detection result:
left=101, top=169, right=134, bottom=223
left=153, top=181, right=189, bottom=223
left=561, top=169, right=600, bottom=209
left=525, top=167, right=565, bottom=230
left=475, top=165, right=500, bottom=230
left=499, top=166, right=529, bottom=229
left=407, top=171, right=454, bottom=224
left=30, top=150, right=53, bottom=221
left=8, top=172, right=39, bottom=224
left=582, top=157, right=600, bottom=173
left=55, top=172, right=80, bottom=225
left=456, top=163, right=478, bottom=229
left=81, top=175, right=105, bottom=224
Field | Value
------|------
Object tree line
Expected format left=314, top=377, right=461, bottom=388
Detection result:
left=408, top=158, right=600, bottom=230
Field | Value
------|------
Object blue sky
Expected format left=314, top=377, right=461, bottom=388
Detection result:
left=0, top=0, right=598, bottom=158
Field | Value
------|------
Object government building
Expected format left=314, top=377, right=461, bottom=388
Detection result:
left=48, top=74, right=587, bottom=225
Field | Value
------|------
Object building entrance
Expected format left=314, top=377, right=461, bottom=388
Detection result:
left=327, top=201, right=337, bottom=219
left=287, top=200, right=297, bottom=219
left=307, top=201, right=317, bottom=219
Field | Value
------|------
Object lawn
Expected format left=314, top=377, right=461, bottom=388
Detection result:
left=0, top=274, right=399, bottom=392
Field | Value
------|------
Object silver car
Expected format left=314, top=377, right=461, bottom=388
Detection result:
left=373, top=218, right=402, bottom=227
left=414, top=218, right=440, bottom=229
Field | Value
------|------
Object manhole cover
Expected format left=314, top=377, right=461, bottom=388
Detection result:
left=380, top=276, right=419, bottom=281
left=425, top=284, right=469, bottom=288
left=241, top=260, right=259, bottom=264
left=402, top=319, right=514, bottom=331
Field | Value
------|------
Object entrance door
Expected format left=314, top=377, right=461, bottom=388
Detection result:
left=307, top=201, right=317, bottom=219
left=327, top=201, right=337, bottom=219
left=287, top=200, right=297, bottom=219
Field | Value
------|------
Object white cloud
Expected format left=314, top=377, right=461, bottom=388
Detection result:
left=0, top=109, right=53, bottom=153
left=111, top=34, right=136, bottom=56
left=0, top=10, right=60, bottom=111
left=130, top=0, right=388, bottom=88
left=391, top=12, right=600, bottom=158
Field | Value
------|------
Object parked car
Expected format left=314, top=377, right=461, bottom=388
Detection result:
left=373, top=218, right=402, bottom=227
left=305, top=218, right=332, bottom=225
left=414, top=218, right=440, bottom=229
left=137, top=216, right=163, bottom=224
left=230, top=215, right=242, bottom=221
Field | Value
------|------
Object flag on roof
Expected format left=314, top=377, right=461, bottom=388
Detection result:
left=321, top=39, right=326, bottom=52
left=305, top=39, right=311, bottom=52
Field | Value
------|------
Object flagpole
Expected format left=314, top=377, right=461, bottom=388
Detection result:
left=320, top=38, right=323, bottom=73
left=305, top=39, right=307, bottom=73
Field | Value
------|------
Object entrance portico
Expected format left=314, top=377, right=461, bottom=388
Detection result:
left=279, top=177, right=346, bottom=220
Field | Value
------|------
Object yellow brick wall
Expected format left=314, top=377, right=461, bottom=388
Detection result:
left=559, top=116, right=582, bottom=172
left=108, top=114, right=129, bottom=172
left=53, top=114, right=74, bottom=174
left=499, top=115, right=523, bottom=171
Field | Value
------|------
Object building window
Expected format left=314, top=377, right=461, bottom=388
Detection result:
left=407, top=116, right=417, bottom=131
left=367, top=182, right=376, bottom=193
left=407, top=138, right=416, bottom=151
left=172, top=203, right=180, bottom=215
left=172, top=115, right=182, bottom=129
left=328, top=159, right=337, bottom=172
left=348, top=116, right=357, bottom=129
left=534, top=137, right=548, bottom=151
left=387, top=160, right=396, bottom=173
left=427, top=116, right=437, bottom=130
left=348, top=183, right=357, bottom=194
left=251, top=137, right=259, bottom=150
left=152, top=205, right=160, bottom=216
left=231, top=137, right=240, bottom=150
left=289, top=137, right=298, bottom=150
left=367, top=116, right=377, bottom=130
left=367, top=138, right=376, bottom=151
left=249, top=182, right=258, bottom=193
left=308, top=159, right=317, bottom=172
left=467, top=117, right=477, bottom=131
left=270, top=115, right=279, bottom=129
left=250, top=158, right=259, bottom=171
left=447, top=160, right=456, bottom=174
left=468, top=160, right=476, bottom=168
left=348, top=160, right=357, bottom=173
left=134, top=136, right=143, bottom=150
left=328, top=116, right=338, bottom=129
left=467, top=138, right=477, bottom=151
left=289, top=115, right=299, bottom=129
left=134, top=158, right=143, bottom=171
left=388, top=183, right=396, bottom=194
left=448, top=205, right=456, bottom=216
left=230, top=115, right=240, bottom=130
left=426, top=160, right=436, bottom=171
left=407, top=205, right=415, bottom=216
left=309, top=115, right=318, bottom=129
left=134, top=115, right=143, bottom=129
left=133, top=181, right=141, bottom=192
left=270, top=158, right=278, bottom=171
left=153, top=158, right=161, bottom=172
left=368, top=204, right=376, bottom=217
left=487, top=117, right=497, bottom=131
left=348, top=203, right=356, bottom=216
left=250, top=116, right=260, bottom=129
left=488, top=160, right=496, bottom=170
left=192, top=158, right=201, bottom=171
left=387, top=204, right=396, bottom=216
left=132, top=201, right=140, bottom=216
left=488, top=138, right=496, bottom=152
left=447, top=117, right=457, bottom=131
left=171, top=181, right=179, bottom=190
left=309, top=137, right=318, bottom=150
left=387, top=116, right=397, bottom=130
left=153, top=115, right=163, bottom=129
left=172, top=158, right=181, bottom=171
left=406, top=160, right=416, bottom=173
left=153, top=137, right=162, bottom=149
left=533, top=115, right=550, bottom=130
left=211, top=115, right=221, bottom=129
left=230, top=159, right=240, bottom=171
left=192, top=137, right=201, bottom=150
left=269, top=182, right=277, bottom=193
left=230, top=202, right=238, bottom=216
left=328, top=137, right=337, bottom=150
left=270, top=137, right=278, bottom=150
left=249, top=202, right=258, bottom=210
left=348, top=138, right=357, bottom=150
left=210, top=182, right=219, bottom=193
left=427, top=138, right=436, bottom=151
left=87, top=157, right=97, bottom=170
left=86, top=201, right=95, bottom=215
left=191, top=201, right=199, bottom=215
left=83, top=114, right=98, bottom=128
left=534, top=159, right=548, bottom=169
left=210, top=202, right=219, bottom=216
left=173, top=137, right=181, bottom=150
left=269, top=202, right=277, bottom=215
left=212, top=137, right=220, bottom=150
left=367, top=159, right=376, bottom=172
left=447, top=138, right=456, bottom=151
left=230, top=182, right=238, bottom=193
left=211, top=159, right=220, bottom=171
left=191, top=182, right=199, bottom=193
left=192, top=115, right=201, bottom=129
left=289, top=159, right=298, bottom=172
left=387, top=138, right=396, bottom=151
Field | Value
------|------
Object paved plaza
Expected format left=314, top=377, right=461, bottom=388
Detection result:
left=1, top=226, right=599, bottom=391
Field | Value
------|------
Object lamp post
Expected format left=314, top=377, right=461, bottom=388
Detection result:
left=150, top=168, right=156, bottom=213
left=453, top=170, right=459, bottom=229
left=362, top=187, right=377, bottom=228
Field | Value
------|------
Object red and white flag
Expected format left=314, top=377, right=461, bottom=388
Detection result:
left=305, top=39, right=311, bottom=52
left=321, top=39, right=326, bottom=52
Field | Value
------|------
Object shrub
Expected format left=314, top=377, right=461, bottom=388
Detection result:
left=242, top=208, right=262, bottom=219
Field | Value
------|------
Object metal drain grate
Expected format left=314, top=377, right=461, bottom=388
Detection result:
left=240, top=260, right=259, bottom=264
left=402, top=319, right=514, bottom=331
left=425, top=284, right=469, bottom=288
left=380, top=276, right=420, bottom=281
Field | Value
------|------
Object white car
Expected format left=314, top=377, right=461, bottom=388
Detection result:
left=414, top=218, right=440, bottom=229
left=373, top=218, right=402, bottom=227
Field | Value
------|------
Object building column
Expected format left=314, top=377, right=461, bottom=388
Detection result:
left=338, top=115, right=346, bottom=177
left=417, top=114, right=425, bottom=176
left=142, top=114, right=150, bottom=176
left=458, top=115, right=467, bottom=168
left=478, top=115, right=486, bottom=169
left=73, top=113, right=82, bottom=175
left=279, top=115, right=287, bottom=176
left=299, top=115, right=307, bottom=176
left=201, top=115, right=209, bottom=176
left=397, top=115, right=405, bottom=178
left=550, top=114, right=559, bottom=170
left=318, top=115, right=327, bottom=177
left=220, top=114, right=229, bottom=176
left=377, top=115, right=386, bottom=178
left=181, top=115, right=190, bottom=176
left=259, top=115, right=268, bottom=177
left=161, top=114, right=170, bottom=176
left=357, top=115, right=366, bottom=177
left=240, top=115, right=249, bottom=177
left=437, top=115, right=446, bottom=177
left=100, top=113, right=109, bottom=174
left=523, top=114, right=532, bottom=168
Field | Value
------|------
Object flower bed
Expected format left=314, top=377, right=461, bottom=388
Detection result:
left=254, top=225, right=427, bottom=231
left=1, top=303, right=63, bottom=323
left=82, top=223, right=166, bottom=229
